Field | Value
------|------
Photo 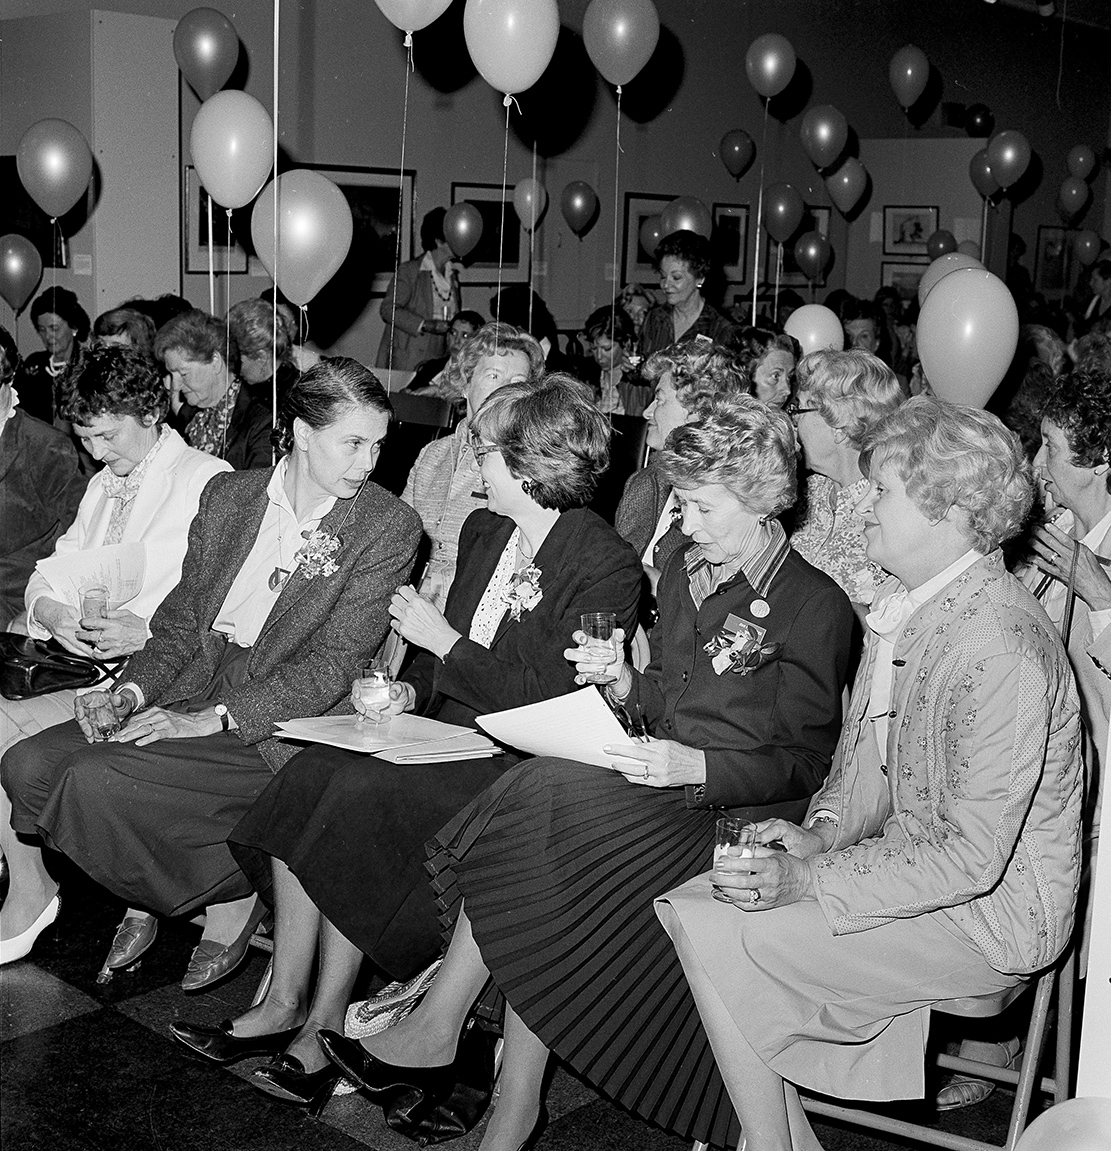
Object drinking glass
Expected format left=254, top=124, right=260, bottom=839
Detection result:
left=579, top=611, right=619, bottom=684
left=81, top=584, right=110, bottom=620
left=85, top=694, right=126, bottom=740
left=355, top=659, right=393, bottom=726
left=714, top=816, right=757, bottom=867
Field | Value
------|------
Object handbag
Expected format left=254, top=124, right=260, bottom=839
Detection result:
left=382, top=1014, right=498, bottom=1146
left=0, top=633, right=122, bottom=700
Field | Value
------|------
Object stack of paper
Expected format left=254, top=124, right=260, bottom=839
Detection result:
left=275, top=713, right=499, bottom=763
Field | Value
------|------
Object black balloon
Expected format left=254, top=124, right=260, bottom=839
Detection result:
left=965, top=103, right=994, bottom=138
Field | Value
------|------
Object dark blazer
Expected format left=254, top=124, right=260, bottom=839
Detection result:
left=376, top=257, right=460, bottom=371
left=223, top=385, right=273, bottom=471
left=123, top=468, right=422, bottom=770
left=638, top=301, right=738, bottom=358
left=614, top=459, right=686, bottom=571
left=406, top=506, right=642, bottom=727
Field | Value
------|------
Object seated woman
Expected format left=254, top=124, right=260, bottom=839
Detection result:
left=92, top=307, right=157, bottom=360
left=316, top=396, right=854, bottom=1151
left=170, top=376, right=642, bottom=1111
left=402, top=323, right=544, bottom=608
left=227, top=298, right=299, bottom=410
left=788, top=349, right=905, bottom=612
left=153, top=308, right=272, bottom=470
left=733, top=326, right=800, bottom=408
left=0, top=359, right=422, bottom=985
left=581, top=304, right=649, bottom=416
left=657, top=398, right=1083, bottom=1151
left=15, top=288, right=90, bottom=426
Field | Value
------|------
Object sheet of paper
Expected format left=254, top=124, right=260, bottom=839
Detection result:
left=477, top=686, right=642, bottom=769
left=376, top=732, right=501, bottom=764
left=36, top=543, right=147, bottom=611
left=275, top=712, right=479, bottom=755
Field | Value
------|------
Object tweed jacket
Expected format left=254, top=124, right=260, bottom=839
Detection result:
left=614, top=460, right=686, bottom=571
left=122, top=468, right=421, bottom=770
left=376, top=257, right=461, bottom=371
left=809, top=551, right=1084, bottom=976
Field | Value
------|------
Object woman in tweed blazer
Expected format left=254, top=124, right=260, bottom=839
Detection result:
left=659, top=398, right=1084, bottom=1151
left=0, top=359, right=421, bottom=989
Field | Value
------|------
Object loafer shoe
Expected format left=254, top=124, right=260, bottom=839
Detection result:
left=181, top=935, right=253, bottom=993
left=169, top=1018, right=301, bottom=1065
left=104, top=914, right=158, bottom=971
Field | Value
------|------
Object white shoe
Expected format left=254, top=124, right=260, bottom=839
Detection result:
left=0, top=894, right=61, bottom=965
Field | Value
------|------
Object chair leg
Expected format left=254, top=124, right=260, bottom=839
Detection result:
left=251, top=956, right=273, bottom=1008
left=1052, top=945, right=1075, bottom=1104
left=1003, top=968, right=1056, bottom=1150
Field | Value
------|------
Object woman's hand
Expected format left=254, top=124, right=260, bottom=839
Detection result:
left=351, top=679, right=415, bottom=719
left=74, top=688, right=138, bottom=743
left=75, top=608, right=148, bottom=659
left=603, top=739, right=706, bottom=787
left=754, top=818, right=830, bottom=859
left=33, top=597, right=99, bottom=658
left=713, top=848, right=815, bottom=911
left=1031, top=522, right=1111, bottom=612
left=389, top=585, right=462, bottom=660
left=565, top=627, right=629, bottom=690
left=109, top=706, right=222, bottom=747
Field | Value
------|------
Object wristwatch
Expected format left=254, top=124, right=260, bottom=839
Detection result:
left=214, top=703, right=231, bottom=732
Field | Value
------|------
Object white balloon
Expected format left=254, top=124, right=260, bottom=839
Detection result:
left=783, top=304, right=844, bottom=354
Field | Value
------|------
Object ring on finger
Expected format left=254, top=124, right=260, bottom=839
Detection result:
left=642, top=765, right=649, bottom=781
left=750, top=889, right=761, bottom=905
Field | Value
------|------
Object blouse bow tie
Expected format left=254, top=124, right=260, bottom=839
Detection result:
left=865, top=587, right=916, bottom=640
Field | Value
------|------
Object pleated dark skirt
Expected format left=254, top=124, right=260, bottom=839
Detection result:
left=427, top=757, right=741, bottom=1149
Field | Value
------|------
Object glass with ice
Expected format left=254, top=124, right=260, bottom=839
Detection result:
left=354, top=659, right=392, bottom=726
left=579, top=611, right=619, bottom=684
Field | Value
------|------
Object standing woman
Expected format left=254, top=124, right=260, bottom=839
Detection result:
left=16, top=288, right=90, bottom=425
left=0, top=359, right=422, bottom=983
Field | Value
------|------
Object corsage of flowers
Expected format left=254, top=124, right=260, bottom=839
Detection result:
left=704, top=614, right=782, bottom=676
left=295, top=529, right=342, bottom=580
left=502, top=562, right=543, bottom=622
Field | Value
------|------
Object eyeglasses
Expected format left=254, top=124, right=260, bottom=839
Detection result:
left=469, top=437, right=500, bottom=464
left=784, top=400, right=820, bottom=420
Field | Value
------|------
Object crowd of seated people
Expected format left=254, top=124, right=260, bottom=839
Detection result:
left=0, top=230, right=1106, bottom=1151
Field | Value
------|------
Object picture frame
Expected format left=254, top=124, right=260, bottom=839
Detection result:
left=711, top=204, right=750, bottom=285
left=1, top=155, right=72, bottom=271
left=184, top=165, right=248, bottom=274
left=883, top=205, right=938, bottom=256
left=763, top=205, right=832, bottom=287
left=450, top=182, right=527, bottom=284
left=1034, top=225, right=1074, bottom=296
left=881, top=261, right=928, bottom=303
left=622, top=192, right=675, bottom=286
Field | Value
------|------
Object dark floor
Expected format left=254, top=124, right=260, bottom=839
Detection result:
left=1, top=864, right=1034, bottom=1151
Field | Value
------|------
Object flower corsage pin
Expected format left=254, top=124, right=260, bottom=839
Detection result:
left=502, top=562, right=543, bottom=622
left=295, top=529, right=342, bottom=580
left=703, top=612, right=782, bottom=676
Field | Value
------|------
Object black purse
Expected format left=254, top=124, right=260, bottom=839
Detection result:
left=0, top=633, right=122, bottom=700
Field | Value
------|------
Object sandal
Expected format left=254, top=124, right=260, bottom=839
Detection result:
left=936, top=1038, right=1022, bottom=1111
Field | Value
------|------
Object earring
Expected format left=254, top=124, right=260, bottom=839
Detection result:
left=521, top=479, right=534, bottom=496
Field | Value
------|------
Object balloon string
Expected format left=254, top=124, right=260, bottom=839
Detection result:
left=387, top=33, right=413, bottom=383
left=207, top=192, right=216, bottom=315
left=495, top=98, right=511, bottom=346
left=528, top=140, right=537, bottom=334
left=1056, top=0, right=1068, bottom=108
left=51, top=218, right=59, bottom=298
left=608, top=84, right=622, bottom=411
left=751, top=101, right=770, bottom=326
left=774, top=242, right=782, bottom=324
left=272, top=0, right=280, bottom=460
left=222, top=270, right=232, bottom=461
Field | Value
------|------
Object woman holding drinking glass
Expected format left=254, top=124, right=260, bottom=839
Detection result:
left=170, top=375, right=641, bottom=1112
left=317, top=396, right=854, bottom=1151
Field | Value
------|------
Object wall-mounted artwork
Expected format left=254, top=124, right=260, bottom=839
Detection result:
left=883, top=205, right=938, bottom=256
left=712, top=204, right=750, bottom=285
left=450, top=183, right=527, bottom=285
left=622, top=193, right=675, bottom=287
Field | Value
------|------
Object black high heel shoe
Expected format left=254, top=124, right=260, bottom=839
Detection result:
left=251, top=1054, right=343, bottom=1115
left=169, top=1018, right=302, bottom=1065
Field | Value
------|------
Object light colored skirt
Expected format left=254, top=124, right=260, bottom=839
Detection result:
left=0, top=689, right=78, bottom=759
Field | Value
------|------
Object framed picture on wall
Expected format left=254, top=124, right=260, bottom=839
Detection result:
left=1034, top=225, right=1074, bottom=296
left=0, top=157, right=71, bottom=270
left=184, top=166, right=248, bottom=274
left=712, top=204, right=749, bottom=284
left=882, top=206, right=938, bottom=256
left=763, top=205, right=832, bottom=287
left=450, top=183, right=527, bottom=284
left=881, top=261, right=927, bottom=302
left=622, top=192, right=675, bottom=286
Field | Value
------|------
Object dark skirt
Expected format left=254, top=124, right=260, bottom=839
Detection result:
left=427, top=758, right=740, bottom=1149
left=229, top=743, right=513, bottom=981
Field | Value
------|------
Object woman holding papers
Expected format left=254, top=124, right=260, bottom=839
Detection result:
left=317, top=396, right=854, bottom=1151
left=170, top=375, right=641, bottom=1112
left=1, top=360, right=420, bottom=990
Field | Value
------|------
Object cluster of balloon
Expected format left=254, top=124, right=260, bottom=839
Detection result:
left=639, top=215, right=664, bottom=258
left=720, top=129, right=755, bottom=180
left=660, top=196, right=712, bottom=241
left=917, top=268, right=1017, bottom=407
left=463, top=0, right=560, bottom=101
left=985, top=129, right=1031, bottom=192
left=513, top=178, right=548, bottom=232
left=173, top=7, right=239, bottom=101
left=969, top=148, right=999, bottom=201
left=1013, top=1097, right=1111, bottom=1151
left=926, top=229, right=957, bottom=260
left=190, top=91, right=274, bottom=209
left=964, top=102, right=994, bottom=138
left=1059, top=144, right=1097, bottom=222
left=799, top=105, right=848, bottom=171
left=16, top=119, right=93, bottom=221
left=784, top=304, right=843, bottom=354
left=0, top=234, right=44, bottom=314
left=916, top=251, right=983, bottom=307
left=372, top=0, right=452, bottom=36
left=562, top=182, right=599, bottom=238
left=444, top=202, right=483, bottom=258
left=889, top=44, right=929, bottom=110
left=1074, top=230, right=1102, bottom=268
left=582, top=0, right=660, bottom=88
left=793, top=232, right=832, bottom=282
left=250, top=171, right=353, bottom=307
left=763, top=184, right=803, bottom=244
left=744, top=33, right=796, bottom=99
left=826, top=156, right=868, bottom=216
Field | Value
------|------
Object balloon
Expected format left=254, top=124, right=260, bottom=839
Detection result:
left=957, top=240, right=981, bottom=259
left=1067, top=144, right=1096, bottom=181
left=744, top=33, right=796, bottom=99
left=512, top=178, right=548, bottom=232
left=16, top=119, right=93, bottom=220
left=799, top=105, right=848, bottom=170
left=0, top=234, right=43, bottom=314
left=443, top=202, right=483, bottom=258
left=825, top=156, right=867, bottom=216
left=660, top=196, right=712, bottom=241
left=639, top=215, right=664, bottom=258
left=720, top=129, right=755, bottom=179
left=889, top=44, right=929, bottom=108
left=250, top=171, right=353, bottom=307
left=926, top=229, right=958, bottom=260
left=763, top=184, right=804, bottom=243
left=916, top=268, right=1017, bottom=407
left=965, top=103, right=994, bottom=138
left=969, top=149, right=999, bottom=199
left=793, top=232, right=831, bottom=281
left=372, top=0, right=453, bottom=33
left=1074, top=230, right=1101, bottom=266
left=582, top=0, right=660, bottom=88
left=986, top=129, right=1031, bottom=190
left=784, top=304, right=843, bottom=354
left=173, top=8, right=239, bottom=101
left=1014, top=1097, right=1111, bottom=1151
left=189, top=91, right=274, bottom=210
left=561, top=181, right=599, bottom=238
left=463, top=0, right=560, bottom=96
left=916, top=251, right=983, bottom=307
left=1058, top=175, right=1090, bottom=219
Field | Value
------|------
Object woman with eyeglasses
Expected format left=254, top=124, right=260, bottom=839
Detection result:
left=170, top=375, right=641, bottom=1113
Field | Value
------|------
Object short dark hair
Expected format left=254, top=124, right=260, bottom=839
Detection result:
left=93, top=308, right=157, bottom=358
left=153, top=309, right=241, bottom=376
left=0, top=325, right=21, bottom=384
left=31, top=287, right=90, bottom=342
left=469, top=373, right=611, bottom=511
left=122, top=294, right=192, bottom=332
left=655, top=231, right=711, bottom=280
left=1041, top=368, right=1111, bottom=492
left=420, top=208, right=448, bottom=253
left=227, top=298, right=292, bottom=363
left=583, top=305, right=635, bottom=348
left=732, top=326, right=800, bottom=381
left=60, top=343, right=168, bottom=426
left=453, top=310, right=485, bottom=331
left=274, top=356, right=393, bottom=454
